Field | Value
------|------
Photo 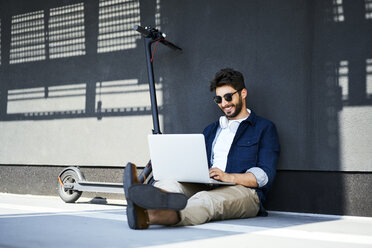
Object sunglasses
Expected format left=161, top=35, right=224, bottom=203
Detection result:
left=213, top=89, right=242, bottom=104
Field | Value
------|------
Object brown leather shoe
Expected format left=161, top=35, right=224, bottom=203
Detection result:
left=123, top=163, right=149, bottom=229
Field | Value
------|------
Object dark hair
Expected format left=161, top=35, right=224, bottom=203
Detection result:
left=210, top=68, right=245, bottom=92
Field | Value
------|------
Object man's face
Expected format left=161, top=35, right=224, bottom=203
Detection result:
left=215, top=85, right=244, bottom=119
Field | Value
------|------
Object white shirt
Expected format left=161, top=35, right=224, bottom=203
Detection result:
left=212, top=118, right=245, bottom=171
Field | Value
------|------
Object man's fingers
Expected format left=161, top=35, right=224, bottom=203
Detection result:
left=209, top=170, right=219, bottom=178
left=210, top=168, right=225, bottom=180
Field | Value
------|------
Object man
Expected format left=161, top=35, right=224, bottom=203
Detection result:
left=124, top=68, right=280, bottom=229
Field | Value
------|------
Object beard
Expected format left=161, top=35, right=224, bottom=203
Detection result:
left=219, top=97, right=243, bottom=119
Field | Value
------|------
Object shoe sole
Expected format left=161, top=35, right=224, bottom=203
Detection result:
left=123, top=163, right=137, bottom=198
left=123, top=163, right=149, bottom=229
left=128, top=184, right=187, bottom=211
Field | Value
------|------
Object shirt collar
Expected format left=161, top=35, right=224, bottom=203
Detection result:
left=243, top=109, right=256, bottom=126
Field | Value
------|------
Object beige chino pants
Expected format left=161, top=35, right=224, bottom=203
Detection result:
left=154, top=180, right=260, bottom=226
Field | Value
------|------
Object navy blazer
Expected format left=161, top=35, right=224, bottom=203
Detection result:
left=203, top=110, right=280, bottom=214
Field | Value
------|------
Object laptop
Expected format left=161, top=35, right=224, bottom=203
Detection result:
left=148, top=134, right=235, bottom=185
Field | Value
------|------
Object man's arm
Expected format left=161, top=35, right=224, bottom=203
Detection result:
left=209, top=168, right=258, bottom=187
left=209, top=121, right=279, bottom=189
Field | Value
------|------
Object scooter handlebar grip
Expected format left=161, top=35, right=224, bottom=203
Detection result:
left=134, top=25, right=151, bottom=36
left=160, top=39, right=182, bottom=51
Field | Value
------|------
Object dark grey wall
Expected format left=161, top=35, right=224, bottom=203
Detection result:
left=156, top=0, right=314, bottom=173
left=156, top=0, right=372, bottom=172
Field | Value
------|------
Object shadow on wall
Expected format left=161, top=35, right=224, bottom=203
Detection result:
left=0, top=0, right=164, bottom=122
left=266, top=0, right=372, bottom=215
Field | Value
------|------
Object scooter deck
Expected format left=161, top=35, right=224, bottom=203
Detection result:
left=64, top=181, right=124, bottom=194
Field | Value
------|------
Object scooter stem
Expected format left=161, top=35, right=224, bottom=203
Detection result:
left=144, top=37, right=162, bottom=135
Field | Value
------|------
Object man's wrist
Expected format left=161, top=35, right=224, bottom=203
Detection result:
left=226, top=173, right=235, bottom=183
left=246, top=167, right=268, bottom=188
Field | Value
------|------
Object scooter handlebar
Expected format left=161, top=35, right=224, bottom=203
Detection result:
left=134, top=25, right=182, bottom=51
left=134, top=25, right=164, bottom=39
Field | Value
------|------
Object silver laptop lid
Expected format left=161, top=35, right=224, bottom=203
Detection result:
left=148, top=134, right=212, bottom=183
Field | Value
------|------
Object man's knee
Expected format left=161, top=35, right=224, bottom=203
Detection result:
left=176, top=191, right=215, bottom=226
left=154, top=179, right=184, bottom=193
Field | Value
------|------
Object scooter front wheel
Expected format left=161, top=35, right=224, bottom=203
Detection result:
left=58, top=170, right=82, bottom=203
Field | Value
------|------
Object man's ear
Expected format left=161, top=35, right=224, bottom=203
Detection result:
left=241, top=88, right=247, bottom=99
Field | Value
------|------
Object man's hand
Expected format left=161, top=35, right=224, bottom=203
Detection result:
left=209, top=168, right=233, bottom=183
left=209, top=167, right=259, bottom=187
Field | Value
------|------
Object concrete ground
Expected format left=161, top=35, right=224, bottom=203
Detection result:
left=0, top=193, right=371, bottom=248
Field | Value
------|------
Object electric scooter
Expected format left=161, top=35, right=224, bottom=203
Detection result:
left=57, top=25, right=181, bottom=203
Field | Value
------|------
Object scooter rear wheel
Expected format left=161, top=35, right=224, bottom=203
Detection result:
left=58, top=170, right=82, bottom=203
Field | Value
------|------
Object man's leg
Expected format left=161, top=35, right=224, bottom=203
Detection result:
left=148, top=209, right=180, bottom=225
left=145, top=180, right=211, bottom=225
left=146, top=184, right=259, bottom=227
left=124, top=164, right=259, bottom=228
left=177, top=185, right=260, bottom=226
